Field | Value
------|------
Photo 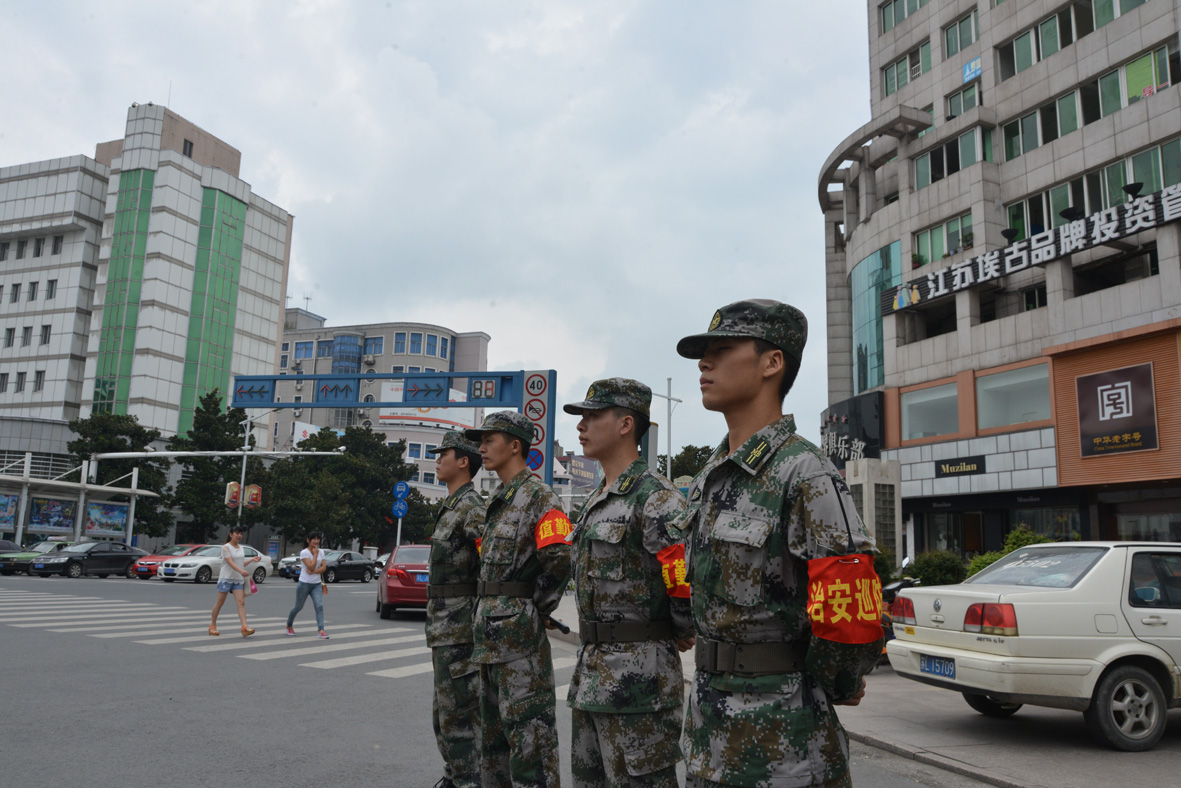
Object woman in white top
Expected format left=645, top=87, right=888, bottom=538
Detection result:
left=285, top=531, right=329, bottom=638
left=209, top=524, right=262, bottom=637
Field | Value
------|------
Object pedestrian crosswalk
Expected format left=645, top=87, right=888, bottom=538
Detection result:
left=0, top=587, right=579, bottom=694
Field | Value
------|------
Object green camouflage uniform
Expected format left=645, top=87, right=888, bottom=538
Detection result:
left=675, top=301, right=882, bottom=788
left=467, top=411, right=574, bottom=788
left=562, top=378, right=692, bottom=788
left=425, top=433, right=487, bottom=788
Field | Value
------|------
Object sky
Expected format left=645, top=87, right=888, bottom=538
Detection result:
left=1, top=0, right=872, bottom=457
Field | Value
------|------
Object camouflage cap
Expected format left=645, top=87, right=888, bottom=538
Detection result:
left=676, top=298, right=808, bottom=360
left=426, top=430, right=481, bottom=456
left=464, top=410, right=534, bottom=447
left=563, top=378, right=652, bottom=417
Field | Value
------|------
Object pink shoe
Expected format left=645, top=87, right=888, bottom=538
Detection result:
left=317, top=631, right=330, bottom=639
left=286, top=627, right=295, bottom=636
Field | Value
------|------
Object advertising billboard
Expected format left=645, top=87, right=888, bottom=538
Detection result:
left=29, top=497, right=77, bottom=533
left=0, top=494, right=17, bottom=529
left=86, top=502, right=129, bottom=536
left=567, top=456, right=602, bottom=493
left=378, top=381, right=477, bottom=429
left=1077, top=362, right=1159, bottom=457
left=293, top=421, right=321, bottom=447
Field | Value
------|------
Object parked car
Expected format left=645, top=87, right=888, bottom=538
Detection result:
left=377, top=544, right=430, bottom=618
left=277, top=554, right=302, bottom=580
left=887, top=541, right=1181, bottom=751
left=32, top=541, right=148, bottom=579
left=374, top=552, right=391, bottom=574
left=158, top=544, right=272, bottom=584
left=0, top=539, right=18, bottom=552
left=131, top=544, right=206, bottom=578
left=0, top=540, right=73, bottom=575
left=322, top=550, right=376, bottom=583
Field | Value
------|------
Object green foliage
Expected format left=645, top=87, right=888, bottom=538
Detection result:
left=167, top=390, right=265, bottom=542
left=910, top=549, right=968, bottom=586
left=67, top=411, right=173, bottom=538
left=874, top=549, right=896, bottom=585
left=966, top=526, right=1052, bottom=577
left=657, top=444, right=714, bottom=480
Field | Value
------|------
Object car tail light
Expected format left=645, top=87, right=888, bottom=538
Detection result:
left=394, top=569, right=410, bottom=582
left=964, top=603, right=1018, bottom=636
left=894, top=597, right=916, bottom=625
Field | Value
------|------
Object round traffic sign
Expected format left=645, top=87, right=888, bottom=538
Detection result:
left=532, top=422, right=546, bottom=445
left=525, top=373, right=548, bottom=397
left=392, top=499, right=409, bottom=518
left=393, top=481, right=410, bottom=500
left=525, top=398, right=546, bottom=421
left=526, top=448, right=544, bottom=471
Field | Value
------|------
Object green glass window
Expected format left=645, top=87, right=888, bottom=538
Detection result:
left=1126, top=53, right=1154, bottom=104
left=960, top=14, right=975, bottom=51
left=959, top=130, right=977, bottom=168
left=963, top=84, right=977, bottom=112
left=1057, top=93, right=1079, bottom=135
left=1049, top=184, right=1072, bottom=227
left=1155, top=47, right=1171, bottom=88
left=1098, top=71, right=1122, bottom=117
left=1020, top=113, right=1040, bottom=154
left=885, top=64, right=897, bottom=96
left=982, top=127, right=993, bottom=162
left=949, top=91, right=963, bottom=117
left=920, top=41, right=931, bottom=74
left=1008, top=203, right=1027, bottom=241
left=850, top=241, right=901, bottom=394
left=1132, top=149, right=1162, bottom=195
left=897, top=58, right=909, bottom=88
left=1094, top=0, right=1115, bottom=28
left=946, top=217, right=961, bottom=251
left=1120, top=0, right=1146, bottom=13
left=1105, top=161, right=1128, bottom=207
left=1004, top=122, right=1022, bottom=160
left=930, top=225, right=945, bottom=259
left=882, top=2, right=894, bottom=32
left=1163, top=139, right=1181, bottom=188
left=916, top=154, right=931, bottom=189
left=1039, top=17, right=1059, bottom=59
left=1014, top=32, right=1035, bottom=73
left=916, top=230, right=931, bottom=265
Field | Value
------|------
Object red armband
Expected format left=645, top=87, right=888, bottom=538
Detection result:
left=475, top=537, right=482, bottom=555
left=806, top=554, right=882, bottom=644
left=534, top=509, right=572, bottom=549
left=657, top=544, right=691, bottom=598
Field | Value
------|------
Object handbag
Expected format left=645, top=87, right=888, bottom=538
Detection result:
left=249, top=577, right=258, bottom=594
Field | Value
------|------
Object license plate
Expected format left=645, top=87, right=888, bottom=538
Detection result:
left=919, top=654, right=956, bottom=680
left=137, top=567, right=149, bottom=573
left=415, top=573, right=429, bottom=583
left=34, top=563, right=45, bottom=569
left=164, top=568, right=176, bottom=575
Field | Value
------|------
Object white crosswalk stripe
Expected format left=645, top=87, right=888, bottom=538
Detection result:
left=185, top=628, right=403, bottom=653
left=304, top=645, right=433, bottom=669
left=240, top=633, right=425, bottom=660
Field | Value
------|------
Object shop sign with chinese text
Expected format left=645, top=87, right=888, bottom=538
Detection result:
left=1077, top=363, right=1158, bottom=457
left=820, top=391, right=883, bottom=470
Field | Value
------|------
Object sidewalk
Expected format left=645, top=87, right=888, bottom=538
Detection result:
left=547, top=594, right=1181, bottom=788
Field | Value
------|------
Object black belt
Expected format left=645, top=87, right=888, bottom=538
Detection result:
left=695, top=637, right=809, bottom=676
left=579, top=619, right=674, bottom=644
left=476, top=580, right=534, bottom=598
left=427, top=583, right=477, bottom=599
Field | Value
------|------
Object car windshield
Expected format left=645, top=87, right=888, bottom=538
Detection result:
left=966, top=546, right=1108, bottom=588
left=158, top=544, right=197, bottom=556
left=194, top=545, right=223, bottom=557
left=395, top=546, right=430, bottom=564
left=30, top=542, right=65, bottom=554
left=61, top=542, right=97, bottom=553
left=324, top=550, right=345, bottom=560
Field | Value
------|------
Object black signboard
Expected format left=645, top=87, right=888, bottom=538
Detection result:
left=1077, top=363, right=1158, bottom=458
left=820, top=391, right=883, bottom=470
left=934, top=455, right=986, bottom=477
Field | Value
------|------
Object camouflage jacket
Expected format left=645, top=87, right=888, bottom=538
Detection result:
left=425, top=481, right=486, bottom=648
left=680, top=415, right=882, bottom=787
left=471, top=468, right=573, bottom=665
left=566, top=459, right=690, bottom=714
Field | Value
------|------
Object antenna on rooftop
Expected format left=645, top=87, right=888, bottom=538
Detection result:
left=286, top=294, right=292, bottom=306
left=303, top=294, right=312, bottom=310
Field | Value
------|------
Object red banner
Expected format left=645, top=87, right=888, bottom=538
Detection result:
left=806, top=554, right=882, bottom=644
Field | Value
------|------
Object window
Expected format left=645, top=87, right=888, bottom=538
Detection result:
left=394, top=332, right=406, bottom=353
left=944, top=11, right=978, bottom=58
left=1022, top=284, right=1048, bottom=311
left=333, top=408, right=354, bottom=428
left=15, top=240, right=26, bottom=259
left=422, top=472, right=436, bottom=486
left=27, top=282, right=37, bottom=301
left=294, top=395, right=303, bottom=403
left=0, top=373, right=6, bottom=393
left=279, top=354, right=288, bottom=369
left=282, top=342, right=289, bottom=352
left=33, top=370, right=44, bottom=392
left=0, top=285, right=4, bottom=301
left=1128, top=553, right=1181, bottom=607
left=880, top=0, right=929, bottom=34
left=426, top=444, right=438, bottom=455
left=3, top=328, right=13, bottom=348
left=1005, top=90, right=1089, bottom=161
left=14, top=372, right=25, bottom=393
left=947, top=84, right=978, bottom=118
left=408, top=366, right=420, bottom=373
left=10, top=284, right=20, bottom=303
left=391, top=365, right=404, bottom=373
left=21, top=327, right=32, bottom=346
left=33, top=238, right=44, bottom=257
left=40, top=325, right=50, bottom=345
left=317, top=340, right=333, bottom=357
left=408, top=443, right=422, bottom=459
left=883, top=41, right=931, bottom=96
left=183, top=139, right=194, bottom=158
left=440, top=337, right=449, bottom=359
left=426, top=334, right=438, bottom=356
left=294, top=341, right=313, bottom=359
left=914, top=213, right=973, bottom=265
left=364, top=336, right=383, bottom=355
left=901, top=382, right=958, bottom=440
left=0, top=242, right=7, bottom=261
left=410, top=333, right=423, bottom=354
left=998, top=7, right=1078, bottom=81
left=52, top=235, right=63, bottom=255
left=425, top=367, right=436, bottom=373
left=915, top=128, right=990, bottom=189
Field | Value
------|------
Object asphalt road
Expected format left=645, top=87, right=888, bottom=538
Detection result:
left=0, top=574, right=992, bottom=788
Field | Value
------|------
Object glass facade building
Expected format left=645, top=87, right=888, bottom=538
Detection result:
left=850, top=240, right=901, bottom=395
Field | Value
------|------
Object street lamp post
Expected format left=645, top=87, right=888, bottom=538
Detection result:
left=650, top=378, right=682, bottom=480
left=237, top=408, right=280, bottom=526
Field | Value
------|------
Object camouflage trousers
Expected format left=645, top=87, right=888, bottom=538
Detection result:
left=571, top=706, right=682, bottom=788
left=682, top=670, right=851, bottom=788
left=432, top=643, right=481, bottom=788
left=479, top=637, right=561, bottom=788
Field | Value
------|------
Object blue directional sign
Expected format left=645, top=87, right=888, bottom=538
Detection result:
left=316, top=379, right=358, bottom=404
left=233, top=379, right=275, bottom=404
left=393, top=481, right=410, bottom=500
left=392, top=499, right=409, bottom=518
left=403, top=376, right=448, bottom=403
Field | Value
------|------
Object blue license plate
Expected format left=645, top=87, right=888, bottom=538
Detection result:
left=415, top=573, right=428, bottom=583
left=34, top=563, right=45, bottom=569
left=164, top=568, right=176, bottom=575
left=919, top=654, right=955, bottom=680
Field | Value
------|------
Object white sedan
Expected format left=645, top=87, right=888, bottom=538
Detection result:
left=887, top=541, right=1181, bottom=751
left=158, top=544, right=272, bottom=585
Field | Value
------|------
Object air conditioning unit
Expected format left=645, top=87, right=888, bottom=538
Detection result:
left=363, top=354, right=376, bottom=365
left=910, top=63, right=922, bottom=80
left=357, top=409, right=367, bottom=417
left=295, top=382, right=303, bottom=391
left=293, top=409, right=303, bottom=418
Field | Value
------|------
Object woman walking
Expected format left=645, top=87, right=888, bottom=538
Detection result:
left=210, top=524, right=262, bottom=637
left=286, top=531, right=329, bottom=638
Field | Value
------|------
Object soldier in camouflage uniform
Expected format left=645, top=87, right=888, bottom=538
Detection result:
left=464, top=410, right=573, bottom=788
left=563, top=378, right=692, bottom=788
left=674, top=300, right=883, bottom=788
left=424, top=431, right=487, bottom=788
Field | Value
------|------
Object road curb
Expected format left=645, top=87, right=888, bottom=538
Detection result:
left=846, top=730, right=1031, bottom=788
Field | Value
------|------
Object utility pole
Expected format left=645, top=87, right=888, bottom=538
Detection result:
left=650, top=378, right=681, bottom=480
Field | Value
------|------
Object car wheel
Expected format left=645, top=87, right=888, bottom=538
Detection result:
left=1084, top=665, right=1167, bottom=751
left=379, top=603, right=393, bottom=620
left=324, top=568, right=337, bottom=583
left=195, top=566, right=212, bottom=584
left=67, top=562, right=84, bottom=579
left=361, top=568, right=373, bottom=584
left=162, top=578, right=176, bottom=583
left=253, top=567, right=266, bottom=584
left=963, top=693, right=1022, bottom=718
left=26, top=564, right=37, bottom=577
left=125, top=564, right=138, bottom=580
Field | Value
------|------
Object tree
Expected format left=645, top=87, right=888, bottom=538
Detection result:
left=657, top=444, right=714, bottom=480
left=167, top=390, right=266, bottom=542
left=67, top=412, right=174, bottom=538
